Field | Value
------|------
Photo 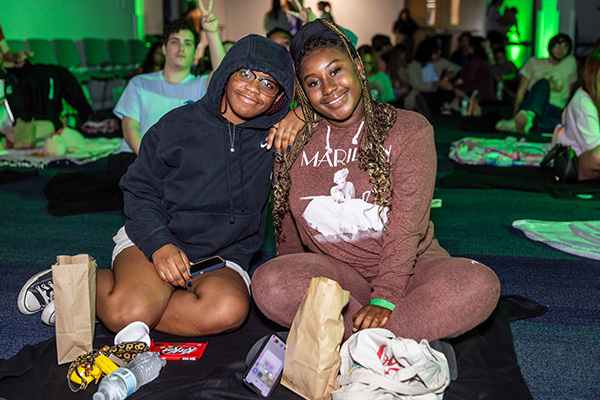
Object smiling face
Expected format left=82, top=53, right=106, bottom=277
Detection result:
left=162, top=29, right=196, bottom=71
left=299, top=46, right=365, bottom=128
left=222, top=69, right=282, bottom=124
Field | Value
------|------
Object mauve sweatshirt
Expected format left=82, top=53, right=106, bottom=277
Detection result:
left=278, top=109, right=438, bottom=305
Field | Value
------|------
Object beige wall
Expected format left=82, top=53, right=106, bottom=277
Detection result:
left=218, top=0, right=405, bottom=47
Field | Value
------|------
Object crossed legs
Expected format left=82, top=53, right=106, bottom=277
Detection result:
left=252, top=241, right=500, bottom=342
left=96, top=245, right=250, bottom=336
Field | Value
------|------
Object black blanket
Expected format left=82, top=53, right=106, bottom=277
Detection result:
left=0, top=296, right=546, bottom=400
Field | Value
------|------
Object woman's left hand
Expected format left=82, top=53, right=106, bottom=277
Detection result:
left=267, top=107, right=305, bottom=154
left=352, top=304, right=392, bottom=332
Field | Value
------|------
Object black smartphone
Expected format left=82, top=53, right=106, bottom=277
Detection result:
left=189, top=256, right=226, bottom=278
left=243, top=333, right=286, bottom=397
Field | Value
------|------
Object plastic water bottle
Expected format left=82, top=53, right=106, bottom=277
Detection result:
left=460, top=97, right=469, bottom=117
left=496, top=81, right=504, bottom=101
left=93, top=352, right=166, bottom=400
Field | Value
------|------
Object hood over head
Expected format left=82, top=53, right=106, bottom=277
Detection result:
left=202, top=34, right=294, bottom=128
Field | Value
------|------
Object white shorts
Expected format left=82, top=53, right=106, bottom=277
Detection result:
left=111, top=226, right=251, bottom=294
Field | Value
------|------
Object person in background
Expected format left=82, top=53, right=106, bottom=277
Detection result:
left=108, top=16, right=223, bottom=185
left=264, top=0, right=294, bottom=35
left=392, top=8, right=418, bottom=62
left=358, top=45, right=395, bottom=103
left=132, top=41, right=165, bottom=77
left=456, top=36, right=495, bottom=103
left=450, top=31, right=473, bottom=69
left=0, top=22, right=97, bottom=134
left=496, top=33, right=578, bottom=134
left=251, top=19, right=500, bottom=343
left=387, top=44, right=411, bottom=106
left=406, top=38, right=463, bottom=118
left=486, top=0, right=509, bottom=44
left=0, top=25, right=31, bottom=71
left=371, top=34, right=393, bottom=74
left=491, top=46, right=518, bottom=99
left=267, top=27, right=292, bottom=51
left=317, top=1, right=334, bottom=22
left=553, top=47, right=600, bottom=181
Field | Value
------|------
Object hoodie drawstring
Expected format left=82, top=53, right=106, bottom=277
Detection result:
left=224, top=122, right=246, bottom=223
left=225, top=122, right=235, bottom=223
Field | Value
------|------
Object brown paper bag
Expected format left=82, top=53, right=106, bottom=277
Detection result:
left=282, top=277, right=350, bottom=400
left=13, top=118, right=36, bottom=149
left=53, top=254, right=97, bottom=365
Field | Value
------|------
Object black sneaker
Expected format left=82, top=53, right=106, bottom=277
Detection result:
left=17, top=269, right=54, bottom=315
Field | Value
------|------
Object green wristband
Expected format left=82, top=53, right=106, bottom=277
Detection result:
left=370, top=298, right=396, bottom=311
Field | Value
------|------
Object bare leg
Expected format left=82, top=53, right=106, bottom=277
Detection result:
left=96, top=246, right=173, bottom=333
left=155, top=267, right=249, bottom=336
left=97, top=245, right=249, bottom=336
left=578, top=146, right=600, bottom=181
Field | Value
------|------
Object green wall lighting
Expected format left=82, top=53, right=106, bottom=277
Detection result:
left=536, top=0, right=560, bottom=58
left=135, top=0, right=145, bottom=41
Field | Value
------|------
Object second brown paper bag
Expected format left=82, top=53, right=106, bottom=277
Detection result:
left=282, top=277, right=350, bottom=400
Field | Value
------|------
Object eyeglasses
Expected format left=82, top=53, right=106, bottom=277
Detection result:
left=233, top=69, right=280, bottom=97
left=553, top=42, right=569, bottom=49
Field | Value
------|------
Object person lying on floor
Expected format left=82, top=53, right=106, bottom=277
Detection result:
left=496, top=33, right=578, bottom=135
left=18, top=34, right=296, bottom=336
left=251, top=19, right=501, bottom=343
left=552, top=46, right=600, bottom=181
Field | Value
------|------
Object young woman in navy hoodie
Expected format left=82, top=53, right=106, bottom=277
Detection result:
left=96, top=35, right=295, bottom=336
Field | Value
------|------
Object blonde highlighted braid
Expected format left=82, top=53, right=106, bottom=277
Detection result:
left=272, top=19, right=397, bottom=239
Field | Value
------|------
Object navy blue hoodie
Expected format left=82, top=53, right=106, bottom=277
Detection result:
left=120, top=35, right=294, bottom=270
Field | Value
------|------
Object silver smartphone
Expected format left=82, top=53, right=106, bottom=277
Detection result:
left=243, top=333, right=286, bottom=397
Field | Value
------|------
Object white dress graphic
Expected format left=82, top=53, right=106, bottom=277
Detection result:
left=301, top=168, right=388, bottom=243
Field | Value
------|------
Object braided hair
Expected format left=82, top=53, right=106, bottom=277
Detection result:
left=272, top=19, right=397, bottom=239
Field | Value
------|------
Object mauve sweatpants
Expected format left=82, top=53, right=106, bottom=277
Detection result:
left=251, top=240, right=500, bottom=342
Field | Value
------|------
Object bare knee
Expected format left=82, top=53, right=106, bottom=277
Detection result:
left=98, top=293, right=166, bottom=333
left=187, top=292, right=250, bottom=335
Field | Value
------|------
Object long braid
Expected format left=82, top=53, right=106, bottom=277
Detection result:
left=273, top=20, right=397, bottom=240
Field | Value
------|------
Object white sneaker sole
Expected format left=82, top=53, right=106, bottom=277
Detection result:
left=17, top=269, right=53, bottom=315
left=41, top=300, right=55, bottom=326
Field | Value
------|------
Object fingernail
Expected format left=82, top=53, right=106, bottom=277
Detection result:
left=282, top=151, right=285, bottom=155
left=188, top=280, right=192, bottom=286
left=352, top=327, right=357, bottom=332
left=275, top=152, right=280, bottom=157
left=287, top=144, right=291, bottom=149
